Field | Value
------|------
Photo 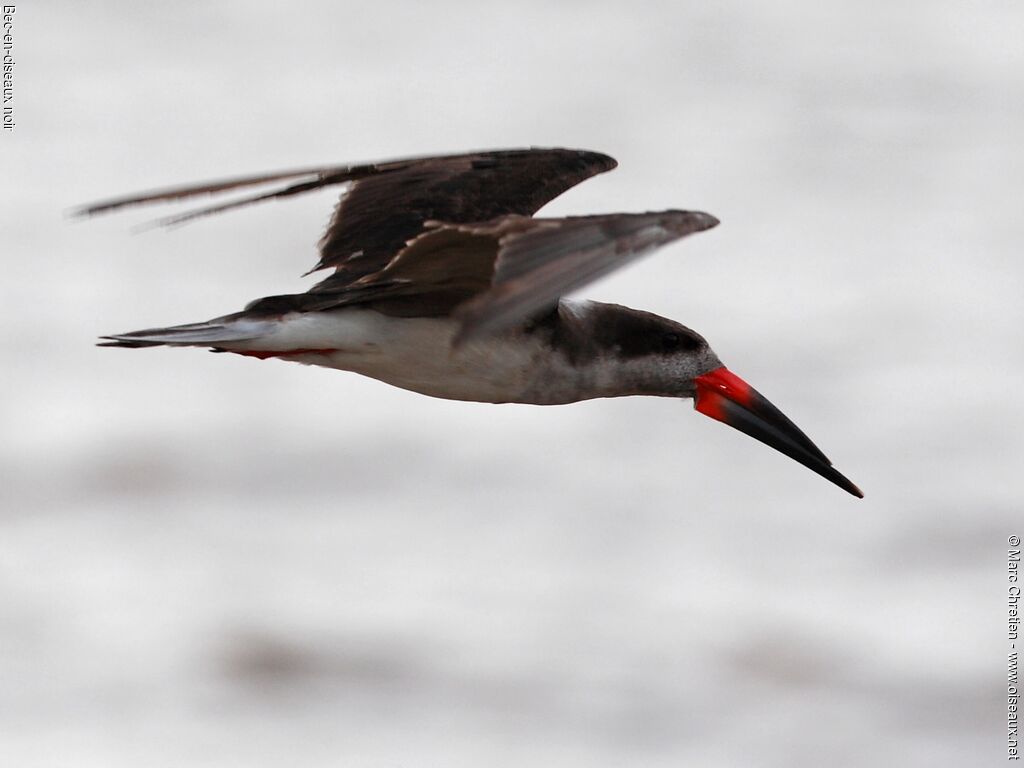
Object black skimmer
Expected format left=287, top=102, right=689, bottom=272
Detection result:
left=78, top=147, right=862, bottom=497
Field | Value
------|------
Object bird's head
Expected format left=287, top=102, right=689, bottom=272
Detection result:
left=570, top=301, right=862, bottom=497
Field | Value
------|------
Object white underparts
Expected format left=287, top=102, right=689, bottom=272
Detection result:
left=220, top=309, right=582, bottom=404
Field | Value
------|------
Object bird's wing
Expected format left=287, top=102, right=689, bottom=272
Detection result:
left=74, top=147, right=618, bottom=282
left=275, top=210, right=719, bottom=343
left=452, top=210, right=720, bottom=343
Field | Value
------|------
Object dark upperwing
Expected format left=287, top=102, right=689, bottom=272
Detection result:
left=75, top=147, right=618, bottom=287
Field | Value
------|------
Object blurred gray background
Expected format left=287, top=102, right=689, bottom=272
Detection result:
left=2, top=1, right=1020, bottom=765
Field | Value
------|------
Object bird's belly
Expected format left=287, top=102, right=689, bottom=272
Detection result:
left=230, top=309, right=573, bottom=404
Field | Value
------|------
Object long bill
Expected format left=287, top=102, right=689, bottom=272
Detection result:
left=693, top=367, right=863, bottom=498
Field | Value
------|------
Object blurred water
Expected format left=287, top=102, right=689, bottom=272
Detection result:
left=1, top=1, right=1021, bottom=765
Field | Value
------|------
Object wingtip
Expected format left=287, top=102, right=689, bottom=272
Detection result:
left=661, top=209, right=720, bottom=233
left=578, top=149, right=618, bottom=172
left=685, top=210, right=720, bottom=231
left=68, top=203, right=102, bottom=219
left=540, top=147, right=616, bottom=173
left=698, top=212, right=720, bottom=230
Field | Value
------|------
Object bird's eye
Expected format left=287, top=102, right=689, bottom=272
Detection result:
left=661, top=332, right=681, bottom=351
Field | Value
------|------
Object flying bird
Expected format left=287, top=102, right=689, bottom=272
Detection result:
left=78, top=147, right=862, bottom=497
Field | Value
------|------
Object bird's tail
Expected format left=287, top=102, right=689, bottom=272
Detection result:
left=98, top=317, right=276, bottom=349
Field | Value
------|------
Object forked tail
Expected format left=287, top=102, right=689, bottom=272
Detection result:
left=99, top=317, right=276, bottom=349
